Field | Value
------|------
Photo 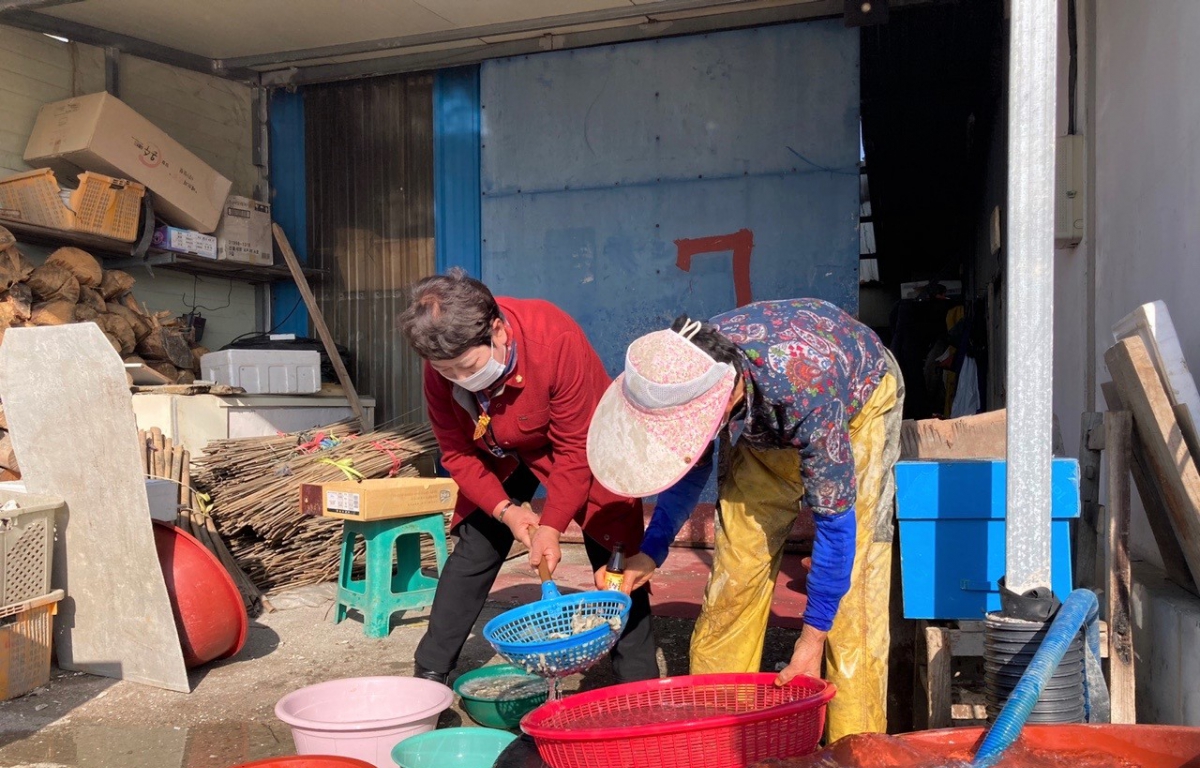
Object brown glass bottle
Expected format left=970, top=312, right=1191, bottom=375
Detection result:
left=604, top=543, right=626, bottom=592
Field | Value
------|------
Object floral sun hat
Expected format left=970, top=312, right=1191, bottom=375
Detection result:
left=587, top=321, right=737, bottom=497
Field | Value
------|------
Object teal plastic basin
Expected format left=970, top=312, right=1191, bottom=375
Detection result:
left=391, top=727, right=516, bottom=768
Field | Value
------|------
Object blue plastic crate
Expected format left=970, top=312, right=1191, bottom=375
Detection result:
left=895, top=459, right=1081, bottom=620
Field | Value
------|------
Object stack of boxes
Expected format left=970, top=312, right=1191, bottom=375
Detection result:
left=1, top=92, right=271, bottom=266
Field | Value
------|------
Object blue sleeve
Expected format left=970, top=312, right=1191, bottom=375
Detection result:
left=802, top=508, right=856, bottom=632
left=640, top=443, right=714, bottom=567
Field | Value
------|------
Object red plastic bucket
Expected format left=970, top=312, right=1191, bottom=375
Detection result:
left=152, top=521, right=248, bottom=668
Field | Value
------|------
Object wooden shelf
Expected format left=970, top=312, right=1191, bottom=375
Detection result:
left=108, top=250, right=323, bottom=284
left=1, top=208, right=321, bottom=284
left=0, top=215, right=147, bottom=258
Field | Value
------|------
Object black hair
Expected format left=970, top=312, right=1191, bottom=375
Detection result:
left=670, top=314, right=748, bottom=428
left=398, top=267, right=502, bottom=360
left=670, top=314, right=743, bottom=368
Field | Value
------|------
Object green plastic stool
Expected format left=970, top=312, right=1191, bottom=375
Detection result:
left=333, top=512, right=449, bottom=638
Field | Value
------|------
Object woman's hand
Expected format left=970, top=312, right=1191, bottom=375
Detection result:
left=774, top=628, right=827, bottom=686
left=594, top=552, right=658, bottom=594
left=529, top=525, right=563, bottom=575
left=497, top=501, right=539, bottom=548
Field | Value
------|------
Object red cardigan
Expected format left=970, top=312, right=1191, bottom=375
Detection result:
left=423, top=297, right=643, bottom=552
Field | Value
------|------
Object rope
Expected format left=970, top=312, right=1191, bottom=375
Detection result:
left=318, top=457, right=365, bottom=481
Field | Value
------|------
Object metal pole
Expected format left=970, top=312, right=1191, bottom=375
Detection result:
left=1005, top=0, right=1057, bottom=595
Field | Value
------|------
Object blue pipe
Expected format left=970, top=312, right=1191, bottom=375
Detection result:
left=972, top=589, right=1110, bottom=768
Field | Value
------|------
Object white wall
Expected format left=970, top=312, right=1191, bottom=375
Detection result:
left=0, top=26, right=259, bottom=350
left=1051, top=0, right=1091, bottom=462
left=1075, top=0, right=1200, bottom=572
left=1069, top=0, right=1200, bottom=725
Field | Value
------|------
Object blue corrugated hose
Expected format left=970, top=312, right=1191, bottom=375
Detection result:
left=971, top=588, right=1111, bottom=768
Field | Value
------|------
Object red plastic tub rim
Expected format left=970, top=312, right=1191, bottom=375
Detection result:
left=520, top=672, right=836, bottom=742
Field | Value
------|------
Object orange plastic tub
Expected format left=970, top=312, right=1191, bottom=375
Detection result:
left=901, top=725, right=1200, bottom=767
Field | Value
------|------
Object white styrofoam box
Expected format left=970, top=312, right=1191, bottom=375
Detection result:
left=201, top=349, right=321, bottom=395
left=145, top=479, right=178, bottom=522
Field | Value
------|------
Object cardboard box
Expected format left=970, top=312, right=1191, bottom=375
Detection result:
left=23, top=92, right=232, bottom=233
left=153, top=225, right=217, bottom=259
left=0, top=168, right=145, bottom=241
left=300, top=477, right=458, bottom=521
left=214, top=196, right=272, bottom=265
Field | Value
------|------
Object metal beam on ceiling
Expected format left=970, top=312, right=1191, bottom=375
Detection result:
left=0, top=0, right=82, bottom=11
left=219, top=0, right=798, bottom=72
left=0, top=10, right=258, bottom=81
left=261, top=0, right=841, bottom=87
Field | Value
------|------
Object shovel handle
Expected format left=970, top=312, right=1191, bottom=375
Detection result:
left=538, top=558, right=552, bottom=584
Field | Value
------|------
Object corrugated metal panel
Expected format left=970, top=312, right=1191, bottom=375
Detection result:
left=306, top=74, right=435, bottom=426
left=480, top=22, right=861, bottom=375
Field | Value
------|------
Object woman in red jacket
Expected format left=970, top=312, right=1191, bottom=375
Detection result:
left=397, top=268, right=658, bottom=685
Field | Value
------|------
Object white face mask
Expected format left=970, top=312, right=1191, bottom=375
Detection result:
left=454, top=340, right=507, bottom=392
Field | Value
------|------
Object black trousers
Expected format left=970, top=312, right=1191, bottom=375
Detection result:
left=414, top=464, right=658, bottom=683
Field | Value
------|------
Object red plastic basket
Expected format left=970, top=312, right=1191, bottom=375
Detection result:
left=520, top=673, right=836, bottom=768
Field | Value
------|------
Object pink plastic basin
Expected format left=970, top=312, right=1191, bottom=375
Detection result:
left=230, top=758, right=375, bottom=768
left=275, top=677, right=454, bottom=768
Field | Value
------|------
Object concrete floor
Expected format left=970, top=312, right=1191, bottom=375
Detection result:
left=0, top=543, right=804, bottom=768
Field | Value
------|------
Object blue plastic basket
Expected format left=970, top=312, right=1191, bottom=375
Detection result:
left=483, top=581, right=631, bottom=678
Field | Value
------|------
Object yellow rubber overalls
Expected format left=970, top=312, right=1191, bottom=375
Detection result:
left=690, top=357, right=904, bottom=742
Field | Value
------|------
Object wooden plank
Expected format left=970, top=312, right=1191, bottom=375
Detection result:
left=1105, top=338, right=1200, bottom=588
left=1102, top=381, right=1197, bottom=593
left=129, top=383, right=245, bottom=396
left=1174, top=404, right=1200, bottom=466
left=1105, top=410, right=1137, bottom=724
left=1077, top=412, right=1105, bottom=589
left=273, top=223, right=365, bottom=426
left=951, top=703, right=989, bottom=721
left=925, top=624, right=952, bottom=729
left=1114, top=301, right=1200, bottom=473
left=900, top=409, right=1007, bottom=460
left=126, top=363, right=174, bottom=386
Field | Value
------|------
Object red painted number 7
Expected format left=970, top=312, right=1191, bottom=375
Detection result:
left=673, top=228, right=754, bottom=307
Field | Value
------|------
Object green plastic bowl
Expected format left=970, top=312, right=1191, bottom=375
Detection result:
left=452, top=664, right=549, bottom=730
left=391, top=727, right=516, bottom=768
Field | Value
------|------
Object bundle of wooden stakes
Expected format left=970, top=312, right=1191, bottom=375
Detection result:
left=138, top=427, right=266, bottom=615
left=194, top=420, right=443, bottom=593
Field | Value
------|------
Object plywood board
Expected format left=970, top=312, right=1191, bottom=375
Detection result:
left=0, top=324, right=189, bottom=692
left=1105, top=338, right=1200, bottom=590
